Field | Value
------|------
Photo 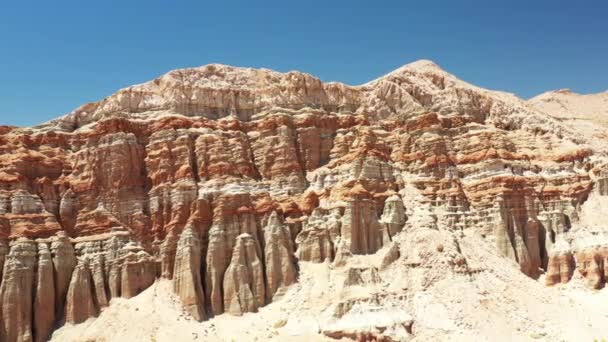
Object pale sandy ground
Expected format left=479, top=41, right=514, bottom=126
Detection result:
left=528, top=90, right=608, bottom=124
left=51, top=232, right=608, bottom=342
left=527, top=90, right=608, bottom=153
left=50, top=278, right=322, bottom=342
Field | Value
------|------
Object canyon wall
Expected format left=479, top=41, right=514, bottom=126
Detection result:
left=0, top=60, right=607, bottom=341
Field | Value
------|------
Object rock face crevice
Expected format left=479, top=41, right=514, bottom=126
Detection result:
left=1, top=60, right=608, bottom=339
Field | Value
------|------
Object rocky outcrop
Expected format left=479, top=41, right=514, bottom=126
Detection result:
left=380, top=242, right=401, bottom=269
left=321, top=297, right=413, bottom=342
left=173, top=226, right=206, bottom=321
left=50, top=233, right=76, bottom=320
left=119, top=246, right=157, bottom=299
left=545, top=250, right=575, bottom=286
left=379, top=195, right=406, bottom=244
left=34, top=243, right=55, bottom=342
left=263, top=212, right=297, bottom=300
left=107, top=260, right=122, bottom=299
left=0, top=238, right=36, bottom=342
left=223, top=234, right=266, bottom=315
left=1, top=59, right=608, bottom=340
left=575, top=248, right=607, bottom=289
left=205, top=192, right=261, bottom=316
left=159, top=232, right=179, bottom=279
left=0, top=240, right=8, bottom=285
left=65, top=259, right=98, bottom=324
left=333, top=240, right=353, bottom=268
left=205, top=225, right=230, bottom=316
left=340, top=187, right=383, bottom=255
left=295, top=208, right=341, bottom=263
left=343, top=267, right=381, bottom=287
left=597, top=177, right=608, bottom=196
left=89, top=253, right=109, bottom=308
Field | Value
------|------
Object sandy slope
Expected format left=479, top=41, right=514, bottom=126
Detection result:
left=528, top=89, right=608, bottom=124
left=51, top=230, right=608, bottom=342
left=527, top=90, right=608, bottom=152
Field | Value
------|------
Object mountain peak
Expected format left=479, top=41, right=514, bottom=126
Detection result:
left=553, top=88, right=575, bottom=95
left=362, top=59, right=452, bottom=86
left=386, top=59, right=447, bottom=76
left=402, top=59, right=443, bottom=70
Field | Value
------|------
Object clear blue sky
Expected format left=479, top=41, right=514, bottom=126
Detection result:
left=1, top=1, right=607, bottom=126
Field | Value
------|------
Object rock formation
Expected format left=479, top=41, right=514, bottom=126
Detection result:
left=340, top=186, right=384, bottom=255
left=223, top=233, right=266, bottom=315
left=34, top=243, right=55, bottom=342
left=50, top=233, right=76, bottom=320
left=173, top=226, right=206, bottom=321
left=1, top=60, right=608, bottom=340
left=0, top=239, right=36, bottom=342
left=295, top=208, right=341, bottom=263
left=545, top=250, right=575, bottom=286
left=65, top=259, right=98, bottom=324
left=380, top=194, right=407, bottom=244
left=0, top=240, right=7, bottom=288
left=263, top=211, right=297, bottom=300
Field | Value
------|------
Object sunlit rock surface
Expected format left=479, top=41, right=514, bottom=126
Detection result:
left=1, top=60, right=607, bottom=341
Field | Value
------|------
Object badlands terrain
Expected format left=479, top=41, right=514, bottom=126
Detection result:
left=1, top=60, right=608, bottom=341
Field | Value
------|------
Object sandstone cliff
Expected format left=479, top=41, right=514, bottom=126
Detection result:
left=1, top=60, right=607, bottom=341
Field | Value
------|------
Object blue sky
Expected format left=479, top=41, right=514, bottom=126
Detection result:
left=1, top=1, right=607, bottom=126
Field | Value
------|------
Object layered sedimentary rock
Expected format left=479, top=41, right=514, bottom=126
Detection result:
left=0, top=240, right=8, bottom=288
left=223, top=234, right=266, bottom=315
left=340, top=185, right=384, bottom=255
left=204, top=192, right=263, bottom=316
left=295, top=208, right=341, bottom=262
left=65, top=259, right=98, bottom=324
left=380, top=195, right=407, bottom=244
left=173, top=226, right=206, bottom=321
left=0, top=239, right=36, bottom=342
left=89, top=254, right=109, bottom=308
left=34, top=243, right=55, bottom=342
left=263, top=212, right=297, bottom=300
left=1, top=60, right=608, bottom=339
left=51, top=233, right=76, bottom=320
left=545, top=250, right=575, bottom=286
left=120, top=248, right=158, bottom=299
left=575, top=247, right=608, bottom=289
